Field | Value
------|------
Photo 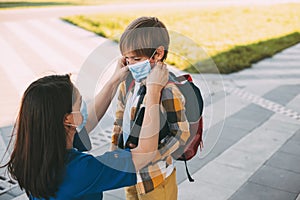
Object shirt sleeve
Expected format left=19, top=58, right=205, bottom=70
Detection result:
left=156, top=83, right=190, bottom=161
left=77, top=149, right=137, bottom=195
left=112, top=82, right=126, bottom=145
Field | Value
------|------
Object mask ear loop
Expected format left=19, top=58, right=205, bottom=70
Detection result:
left=150, top=49, right=157, bottom=64
left=64, top=111, right=81, bottom=127
left=64, top=123, right=77, bottom=127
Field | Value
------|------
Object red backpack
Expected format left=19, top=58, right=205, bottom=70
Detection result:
left=119, top=72, right=204, bottom=182
left=165, top=73, right=204, bottom=182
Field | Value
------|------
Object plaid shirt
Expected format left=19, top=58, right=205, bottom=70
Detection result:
left=112, top=80, right=190, bottom=194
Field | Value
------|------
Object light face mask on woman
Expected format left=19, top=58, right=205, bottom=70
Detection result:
left=66, top=100, right=88, bottom=133
left=127, top=50, right=156, bottom=82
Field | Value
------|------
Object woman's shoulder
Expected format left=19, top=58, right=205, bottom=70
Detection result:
left=66, top=149, right=94, bottom=168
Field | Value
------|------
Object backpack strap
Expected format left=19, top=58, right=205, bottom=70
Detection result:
left=183, top=158, right=195, bottom=182
left=168, top=73, right=193, bottom=84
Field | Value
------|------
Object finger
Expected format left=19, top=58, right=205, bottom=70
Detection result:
left=121, top=56, right=126, bottom=63
left=119, top=57, right=127, bottom=67
left=160, top=63, right=166, bottom=70
left=160, top=62, right=164, bottom=69
left=117, top=61, right=123, bottom=69
left=123, top=65, right=129, bottom=71
left=156, top=61, right=163, bottom=68
left=154, top=66, right=161, bottom=72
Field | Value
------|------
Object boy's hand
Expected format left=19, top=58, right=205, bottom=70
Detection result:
left=146, top=62, right=168, bottom=91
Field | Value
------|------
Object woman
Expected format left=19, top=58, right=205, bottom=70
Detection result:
left=1, top=61, right=168, bottom=199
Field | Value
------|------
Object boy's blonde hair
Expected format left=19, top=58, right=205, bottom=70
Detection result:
left=120, top=16, right=170, bottom=61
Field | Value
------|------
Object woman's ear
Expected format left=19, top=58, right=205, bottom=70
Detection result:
left=154, top=46, right=165, bottom=62
left=64, top=113, right=74, bottom=126
left=64, top=113, right=76, bottom=134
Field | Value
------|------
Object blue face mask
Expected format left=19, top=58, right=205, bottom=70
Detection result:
left=67, top=100, right=88, bottom=133
left=77, top=100, right=88, bottom=132
left=128, top=50, right=156, bottom=82
left=128, top=60, right=151, bottom=82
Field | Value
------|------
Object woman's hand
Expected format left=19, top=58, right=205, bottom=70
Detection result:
left=110, top=57, right=129, bottom=85
left=146, top=62, right=168, bottom=92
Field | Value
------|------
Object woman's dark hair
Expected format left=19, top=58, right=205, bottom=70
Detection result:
left=120, top=16, right=170, bottom=61
left=2, top=74, right=74, bottom=199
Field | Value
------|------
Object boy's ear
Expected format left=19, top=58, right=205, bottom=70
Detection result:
left=154, top=46, right=165, bottom=61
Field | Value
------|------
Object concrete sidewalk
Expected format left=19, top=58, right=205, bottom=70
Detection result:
left=1, top=0, right=300, bottom=22
left=0, top=6, right=300, bottom=199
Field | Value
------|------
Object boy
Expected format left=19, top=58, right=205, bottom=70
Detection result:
left=111, top=17, right=190, bottom=200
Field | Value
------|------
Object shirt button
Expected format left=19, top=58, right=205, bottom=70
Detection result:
left=114, top=153, right=119, bottom=158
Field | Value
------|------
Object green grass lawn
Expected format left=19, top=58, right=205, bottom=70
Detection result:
left=62, top=3, right=300, bottom=73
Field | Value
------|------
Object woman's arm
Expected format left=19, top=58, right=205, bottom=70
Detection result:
left=85, top=58, right=129, bottom=133
left=131, top=63, right=168, bottom=171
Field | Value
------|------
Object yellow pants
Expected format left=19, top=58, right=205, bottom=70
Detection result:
left=125, top=169, right=178, bottom=200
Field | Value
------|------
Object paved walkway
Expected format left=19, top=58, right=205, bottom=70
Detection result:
left=1, top=0, right=300, bottom=22
left=0, top=4, right=300, bottom=200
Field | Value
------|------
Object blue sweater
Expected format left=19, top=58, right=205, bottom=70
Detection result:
left=30, top=148, right=136, bottom=199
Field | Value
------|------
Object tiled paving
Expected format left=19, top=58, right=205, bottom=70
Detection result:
left=230, top=129, right=300, bottom=200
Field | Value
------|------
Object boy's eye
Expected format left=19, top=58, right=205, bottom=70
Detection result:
left=125, top=56, right=142, bottom=63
